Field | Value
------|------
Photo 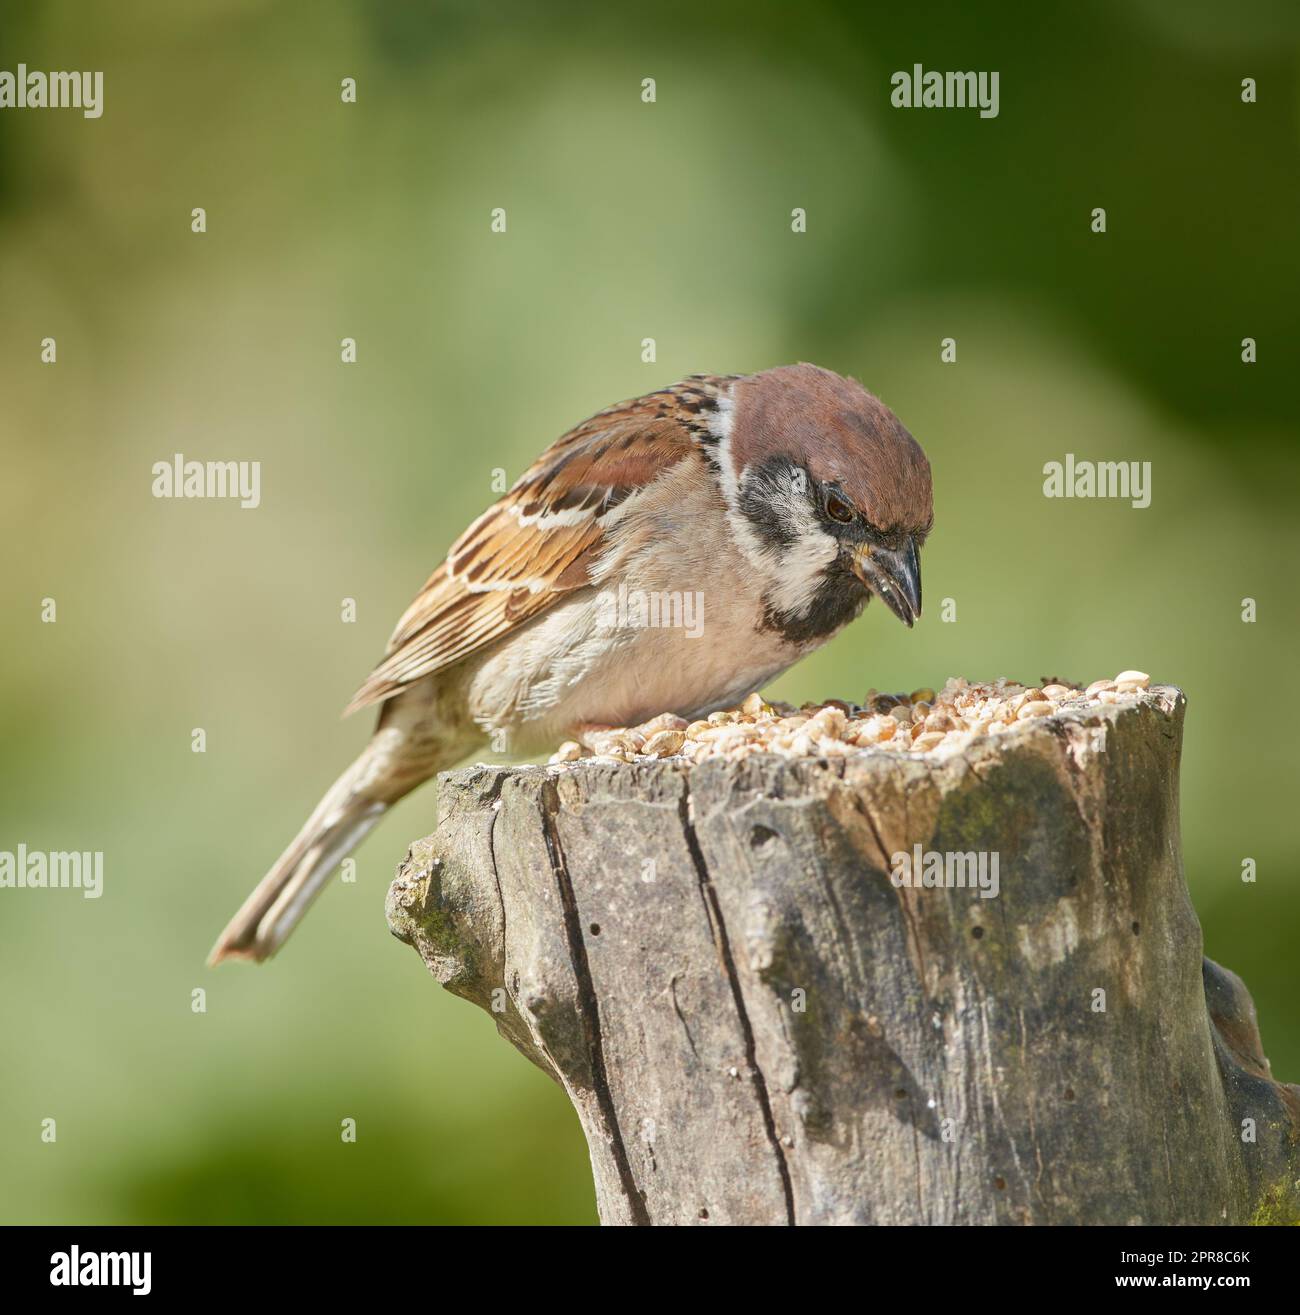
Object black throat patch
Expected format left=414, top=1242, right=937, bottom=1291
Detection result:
left=761, top=560, right=870, bottom=645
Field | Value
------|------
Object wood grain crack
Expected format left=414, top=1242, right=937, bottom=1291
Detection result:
left=680, top=780, right=797, bottom=1225
left=538, top=780, right=650, bottom=1225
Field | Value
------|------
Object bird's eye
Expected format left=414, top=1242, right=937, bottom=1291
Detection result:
left=824, top=488, right=855, bottom=524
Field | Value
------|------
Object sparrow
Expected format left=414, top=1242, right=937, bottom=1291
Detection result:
left=210, top=362, right=933, bottom=964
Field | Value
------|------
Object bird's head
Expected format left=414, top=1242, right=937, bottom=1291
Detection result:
left=716, top=362, right=933, bottom=642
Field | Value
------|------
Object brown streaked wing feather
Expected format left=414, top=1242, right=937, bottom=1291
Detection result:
left=343, top=381, right=726, bottom=716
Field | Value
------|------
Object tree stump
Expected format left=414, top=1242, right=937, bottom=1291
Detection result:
left=386, top=686, right=1300, bottom=1225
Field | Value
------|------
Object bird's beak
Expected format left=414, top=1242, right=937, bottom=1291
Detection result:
left=851, top=538, right=922, bottom=628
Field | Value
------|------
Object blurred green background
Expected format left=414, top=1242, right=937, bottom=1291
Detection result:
left=2, top=0, right=1297, bottom=1225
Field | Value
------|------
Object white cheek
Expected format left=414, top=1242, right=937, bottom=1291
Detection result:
left=768, top=525, right=838, bottom=618
left=727, top=469, right=838, bottom=619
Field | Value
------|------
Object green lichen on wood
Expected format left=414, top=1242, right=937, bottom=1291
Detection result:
left=412, top=889, right=480, bottom=981
left=1250, top=1177, right=1300, bottom=1226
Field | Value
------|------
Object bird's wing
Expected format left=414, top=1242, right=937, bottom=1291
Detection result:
left=343, top=376, right=736, bottom=715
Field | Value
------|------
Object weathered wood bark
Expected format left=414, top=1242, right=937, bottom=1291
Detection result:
left=387, top=686, right=1300, bottom=1225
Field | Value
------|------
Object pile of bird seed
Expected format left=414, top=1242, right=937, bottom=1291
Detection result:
left=548, top=671, right=1153, bottom=766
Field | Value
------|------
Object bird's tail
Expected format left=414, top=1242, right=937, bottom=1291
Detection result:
left=208, top=714, right=449, bottom=965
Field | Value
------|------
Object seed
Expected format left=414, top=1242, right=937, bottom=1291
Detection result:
left=643, top=729, right=686, bottom=758
left=910, top=687, right=936, bottom=705
left=638, top=713, right=687, bottom=736
left=550, top=741, right=582, bottom=763
left=1085, top=679, right=1116, bottom=696
left=1097, top=690, right=1122, bottom=703
left=913, top=731, right=946, bottom=752
left=741, top=692, right=768, bottom=716
left=1017, top=700, right=1054, bottom=719
left=1041, top=684, right=1074, bottom=700
left=708, top=710, right=737, bottom=724
left=889, top=705, right=911, bottom=723
left=1114, top=670, right=1150, bottom=688
left=686, top=720, right=711, bottom=736
left=808, top=707, right=847, bottom=737
left=586, top=730, right=637, bottom=755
